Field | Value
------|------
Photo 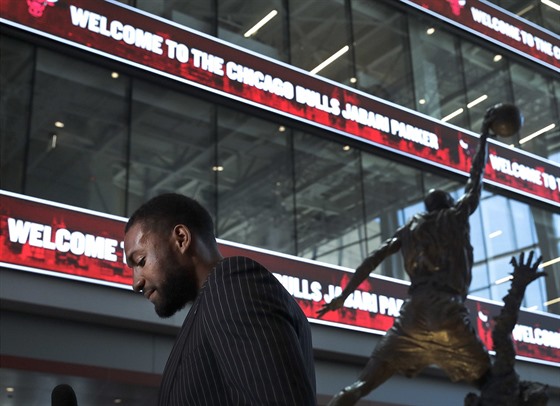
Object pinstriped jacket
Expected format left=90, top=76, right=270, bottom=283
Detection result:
left=158, top=256, right=317, bottom=405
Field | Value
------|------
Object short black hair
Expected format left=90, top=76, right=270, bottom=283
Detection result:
left=126, top=193, right=216, bottom=245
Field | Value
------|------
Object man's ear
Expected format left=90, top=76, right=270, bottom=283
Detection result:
left=172, top=224, right=192, bottom=254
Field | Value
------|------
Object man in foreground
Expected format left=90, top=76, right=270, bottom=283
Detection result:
left=317, top=104, right=522, bottom=405
left=124, top=193, right=316, bottom=405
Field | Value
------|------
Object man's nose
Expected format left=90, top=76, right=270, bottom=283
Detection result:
left=132, top=271, right=145, bottom=293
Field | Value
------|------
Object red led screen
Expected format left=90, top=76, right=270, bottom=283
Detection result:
left=0, top=0, right=559, bottom=208
left=1, top=190, right=558, bottom=366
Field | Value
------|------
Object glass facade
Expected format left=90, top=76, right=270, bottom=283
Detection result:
left=1, top=0, right=559, bottom=316
left=490, top=0, right=560, bottom=35
left=126, top=0, right=560, bottom=160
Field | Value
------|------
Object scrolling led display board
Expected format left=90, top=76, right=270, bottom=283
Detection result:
left=0, top=0, right=559, bottom=208
left=1, top=190, right=559, bottom=367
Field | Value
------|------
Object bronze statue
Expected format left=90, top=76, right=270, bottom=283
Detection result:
left=466, top=251, right=548, bottom=406
left=317, top=104, right=523, bottom=406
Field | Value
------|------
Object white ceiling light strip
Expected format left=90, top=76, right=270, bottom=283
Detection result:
left=310, top=45, right=350, bottom=75
left=244, top=10, right=278, bottom=38
left=520, top=123, right=556, bottom=144
left=541, top=0, right=560, bottom=11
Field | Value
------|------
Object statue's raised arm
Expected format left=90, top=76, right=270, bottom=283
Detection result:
left=457, top=104, right=523, bottom=216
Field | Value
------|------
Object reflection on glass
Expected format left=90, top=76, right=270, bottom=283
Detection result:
left=125, top=0, right=560, bottom=164
left=0, top=37, right=33, bottom=193
left=480, top=195, right=515, bottom=257
left=218, top=0, right=288, bottom=61
left=490, top=0, right=559, bottom=36
left=135, top=0, right=215, bottom=34
left=510, top=61, right=559, bottom=160
left=128, top=81, right=216, bottom=216
left=361, top=153, right=424, bottom=280
left=352, top=0, right=414, bottom=107
left=523, top=267, right=547, bottom=310
left=461, top=41, right=511, bottom=137
left=289, top=0, right=352, bottom=83
left=511, top=200, right=537, bottom=247
left=469, top=209, right=488, bottom=263
left=293, top=133, right=365, bottom=268
left=216, top=108, right=295, bottom=253
left=465, top=193, right=560, bottom=313
left=25, top=49, right=128, bottom=215
left=531, top=206, right=560, bottom=313
left=488, top=254, right=516, bottom=302
left=470, top=263, right=491, bottom=299
left=409, top=18, right=467, bottom=128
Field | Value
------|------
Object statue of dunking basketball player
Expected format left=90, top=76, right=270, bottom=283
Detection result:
left=317, top=104, right=523, bottom=406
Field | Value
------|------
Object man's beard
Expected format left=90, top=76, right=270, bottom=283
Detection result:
left=154, top=256, right=198, bottom=318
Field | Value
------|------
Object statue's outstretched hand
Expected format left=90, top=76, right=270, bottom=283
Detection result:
left=316, top=295, right=346, bottom=319
left=510, top=250, right=546, bottom=286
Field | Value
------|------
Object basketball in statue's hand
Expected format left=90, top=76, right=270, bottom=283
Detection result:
left=489, top=103, right=523, bottom=138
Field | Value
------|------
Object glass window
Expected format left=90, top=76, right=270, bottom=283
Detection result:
left=218, top=0, right=288, bottom=62
left=400, top=201, right=424, bottom=226
left=523, top=266, right=547, bottom=311
left=135, top=0, right=216, bottom=35
left=361, top=152, right=424, bottom=279
left=540, top=1, right=560, bottom=35
left=510, top=199, right=537, bottom=248
left=480, top=194, right=516, bottom=258
left=422, top=171, right=464, bottom=196
left=492, top=0, right=559, bottom=36
left=24, top=49, right=128, bottom=215
left=470, top=262, right=491, bottom=299
left=469, top=209, right=488, bottom=263
left=0, top=36, right=33, bottom=193
left=531, top=206, right=560, bottom=314
left=460, top=41, right=512, bottom=138
left=127, top=80, right=216, bottom=216
left=409, top=18, right=468, bottom=128
left=510, top=61, right=559, bottom=160
left=293, top=134, right=365, bottom=268
left=215, top=108, right=295, bottom=253
left=488, top=254, right=516, bottom=301
left=351, top=0, right=414, bottom=107
left=289, top=0, right=352, bottom=84
left=487, top=248, right=547, bottom=310
left=467, top=195, right=558, bottom=312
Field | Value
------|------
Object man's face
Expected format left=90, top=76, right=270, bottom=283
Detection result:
left=124, top=222, right=198, bottom=318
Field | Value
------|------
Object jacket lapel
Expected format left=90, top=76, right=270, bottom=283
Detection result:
left=158, top=293, right=203, bottom=404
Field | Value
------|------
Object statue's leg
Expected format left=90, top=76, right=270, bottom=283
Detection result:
left=327, top=357, right=395, bottom=406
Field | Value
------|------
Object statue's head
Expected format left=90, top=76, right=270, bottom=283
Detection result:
left=424, top=189, right=454, bottom=212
